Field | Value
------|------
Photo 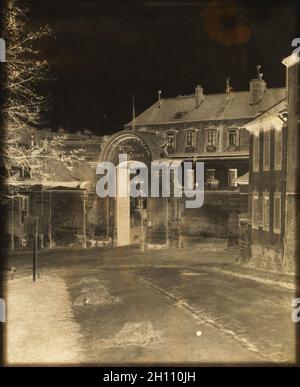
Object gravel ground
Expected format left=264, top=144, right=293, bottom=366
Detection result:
left=5, top=275, right=84, bottom=365
left=3, top=246, right=298, bottom=365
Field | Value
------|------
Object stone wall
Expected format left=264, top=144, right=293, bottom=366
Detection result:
left=284, top=195, right=300, bottom=274
left=181, top=204, right=230, bottom=240
left=249, top=244, right=284, bottom=272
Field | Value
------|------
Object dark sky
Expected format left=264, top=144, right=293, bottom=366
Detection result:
left=29, top=0, right=299, bottom=135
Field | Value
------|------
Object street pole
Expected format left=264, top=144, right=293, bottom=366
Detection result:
left=177, top=197, right=182, bottom=248
left=82, top=191, right=87, bottom=249
left=41, top=186, right=44, bottom=249
left=140, top=197, right=145, bottom=251
left=33, top=217, right=38, bottom=282
left=49, top=190, right=53, bottom=248
left=106, top=197, right=110, bottom=241
left=165, top=196, right=169, bottom=247
left=11, top=196, right=14, bottom=251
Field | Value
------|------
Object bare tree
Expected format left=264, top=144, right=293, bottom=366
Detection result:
left=1, top=0, right=78, bottom=179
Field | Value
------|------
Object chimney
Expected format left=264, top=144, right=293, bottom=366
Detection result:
left=226, top=77, right=232, bottom=94
left=250, top=65, right=267, bottom=104
left=158, top=90, right=162, bottom=108
left=195, top=85, right=204, bottom=107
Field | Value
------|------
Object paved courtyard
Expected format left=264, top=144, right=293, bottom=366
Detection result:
left=3, top=246, right=299, bottom=365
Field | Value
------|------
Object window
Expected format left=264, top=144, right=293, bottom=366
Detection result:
left=21, top=196, right=29, bottom=214
left=166, top=132, right=176, bottom=153
left=20, top=195, right=29, bottom=224
left=227, top=128, right=239, bottom=150
left=253, top=133, right=260, bottom=172
left=263, top=129, right=271, bottom=171
left=262, top=191, right=270, bottom=231
left=229, top=130, right=237, bottom=146
left=206, top=169, right=215, bottom=182
left=228, top=169, right=238, bottom=188
left=167, top=133, right=174, bottom=148
left=186, top=130, right=194, bottom=146
left=273, top=191, right=281, bottom=234
left=252, top=191, right=260, bottom=229
left=173, top=111, right=187, bottom=120
left=274, top=129, right=282, bottom=170
left=185, top=129, right=197, bottom=152
left=207, top=130, right=217, bottom=146
left=30, top=133, right=35, bottom=147
left=206, top=168, right=219, bottom=189
left=206, top=129, right=218, bottom=151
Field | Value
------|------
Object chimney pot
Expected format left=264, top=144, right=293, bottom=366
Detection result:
left=158, top=90, right=162, bottom=108
left=226, top=77, right=232, bottom=94
left=250, top=67, right=267, bottom=104
left=195, top=85, right=204, bottom=107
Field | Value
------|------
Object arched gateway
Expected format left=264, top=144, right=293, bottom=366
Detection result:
left=99, top=130, right=163, bottom=247
left=100, top=132, right=154, bottom=166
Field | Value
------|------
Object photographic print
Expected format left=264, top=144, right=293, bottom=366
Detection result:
left=0, top=0, right=299, bottom=368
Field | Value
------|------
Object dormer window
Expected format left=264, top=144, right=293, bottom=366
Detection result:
left=206, top=129, right=218, bottom=152
left=173, top=111, right=187, bottom=120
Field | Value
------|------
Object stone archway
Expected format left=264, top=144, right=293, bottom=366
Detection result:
left=99, top=131, right=154, bottom=246
left=100, top=132, right=153, bottom=166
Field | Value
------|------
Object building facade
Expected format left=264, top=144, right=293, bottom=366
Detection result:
left=98, top=71, right=285, bottom=248
left=244, top=54, right=299, bottom=273
left=3, top=182, right=90, bottom=250
left=2, top=128, right=104, bottom=250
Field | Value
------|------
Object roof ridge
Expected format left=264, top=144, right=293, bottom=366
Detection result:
left=242, top=97, right=287, bottom=126
left=125, top=87, right=286, bottom=126
left=163, top=86, right=286, bottom=101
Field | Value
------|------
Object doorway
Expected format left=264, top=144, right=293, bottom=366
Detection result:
left=115, top=164, right=147, bottom=246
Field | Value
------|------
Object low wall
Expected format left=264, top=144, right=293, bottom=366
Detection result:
left=247, top=244, right=285, bottom=273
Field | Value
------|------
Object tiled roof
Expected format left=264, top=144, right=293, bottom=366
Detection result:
left=244, top=99, right=287, bottom=134
left=126, top=88, right=286, bottom=126
left=5, top=159, right=94, bottom=190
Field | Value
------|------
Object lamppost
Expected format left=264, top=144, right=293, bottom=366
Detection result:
left=140, top=197, right=145, bottom=251
left=106, top=197, right=110, bottom=242
left=49, top=190, right=53, bottom=248
left=177, top=197, right=182, bottom=248
left=82, top=190, right=87, bottom=249
left=33, top=216, right=38, bottom=282
left=165, top=196, right=169, bottom=247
